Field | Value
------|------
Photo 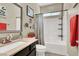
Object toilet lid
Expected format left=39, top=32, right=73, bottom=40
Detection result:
left=36, top=44, right=46, bottom=49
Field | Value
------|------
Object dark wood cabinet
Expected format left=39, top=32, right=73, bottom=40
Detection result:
left=14, top=41, right=38, bottom=56
left=28, top=48, right=36, bottom=56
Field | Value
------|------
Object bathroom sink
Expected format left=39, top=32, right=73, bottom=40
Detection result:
left=22, top=38, right=35, bottom=42
left=0, top=42, right=26, bottom=53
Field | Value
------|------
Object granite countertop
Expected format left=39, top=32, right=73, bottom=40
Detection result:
left=0, top=38, right=38, bottom=56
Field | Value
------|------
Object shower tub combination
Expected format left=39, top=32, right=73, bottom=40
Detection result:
left=45, top=41, right=67, bottom=55
left=43, top=12, right=68, bottom=56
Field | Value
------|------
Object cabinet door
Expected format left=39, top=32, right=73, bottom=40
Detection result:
left=28, top=48, right=36, bottom=56
left=14, top=46, right=30, bottom=56
left=14, top=41, right=38, bottom=56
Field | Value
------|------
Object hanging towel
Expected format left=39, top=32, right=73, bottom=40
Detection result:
left=70, top=15, right=78, bottom=47
left=0, top=23, right=7, bottom=31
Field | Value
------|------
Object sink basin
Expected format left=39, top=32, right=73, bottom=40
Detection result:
left=22, top=38, right=35, bottom=42
left=0, top=42, right=26, bottom=53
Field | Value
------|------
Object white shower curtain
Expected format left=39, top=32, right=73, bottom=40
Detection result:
left=35, top=13, right=44, bottom=45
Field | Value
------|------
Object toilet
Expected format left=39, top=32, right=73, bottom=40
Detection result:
left=36, top=44, right=46, bottom=56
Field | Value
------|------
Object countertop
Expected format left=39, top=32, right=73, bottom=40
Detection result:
left=0, top=38, right=38, bottom=56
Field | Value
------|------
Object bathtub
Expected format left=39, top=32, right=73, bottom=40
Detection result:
left=45, top=41, right=68, bottom=55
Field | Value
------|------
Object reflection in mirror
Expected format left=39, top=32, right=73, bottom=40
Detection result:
left=0, top=3, right=22, bottom=33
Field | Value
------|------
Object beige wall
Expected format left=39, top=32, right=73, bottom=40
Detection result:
left=18, top=3, right=40, bottom=37
left=40, top=3, right=75, bottom=14
left=40, top=3, right=62, bottom=13
left=0, top=3, right=40, bottom=38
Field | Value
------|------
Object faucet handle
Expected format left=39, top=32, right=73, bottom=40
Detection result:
left=10, top=34, right=13, bottom=40
left=6, top=35, right=10, bottom=40
left=10, top=34, right=13, bottom=38
left=6, top=34, right=12, bottom=41
left=2, top=39, right=6, bottom=44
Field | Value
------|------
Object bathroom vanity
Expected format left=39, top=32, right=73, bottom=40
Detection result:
left=14, top=40, right=38, bottom=56
left=0, top=38, right=38, bottom=56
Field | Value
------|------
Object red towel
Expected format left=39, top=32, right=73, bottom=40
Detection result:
left=0, top=23, right=7, bottom=31
left=70, top=15, right=78, bottom=47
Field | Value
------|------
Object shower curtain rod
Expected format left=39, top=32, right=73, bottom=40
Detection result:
left=73, top=3, right=78, bottom=8
left=35, top=9, right=68, bottom=15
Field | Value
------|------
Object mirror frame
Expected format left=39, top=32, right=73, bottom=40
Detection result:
left=0, top=3, right=22, bottom=34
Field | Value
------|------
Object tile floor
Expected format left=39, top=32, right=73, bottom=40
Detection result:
left=45, top=52, right=64, bottom=56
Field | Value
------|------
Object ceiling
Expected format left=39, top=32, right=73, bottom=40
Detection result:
left=38, top=3, right=76, bottom=10
left=38, top=3, right=54, bottom=6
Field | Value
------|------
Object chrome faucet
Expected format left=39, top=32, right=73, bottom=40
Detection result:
left=6, top=34, right=13, bottom=41
left=0, top=34, right=13, bottom=44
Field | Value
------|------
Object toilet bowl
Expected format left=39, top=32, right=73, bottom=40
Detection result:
left=36, top=44, right=46, bottom=56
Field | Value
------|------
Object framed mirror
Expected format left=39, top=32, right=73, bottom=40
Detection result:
left=0, top=3, right=22, bottom=33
